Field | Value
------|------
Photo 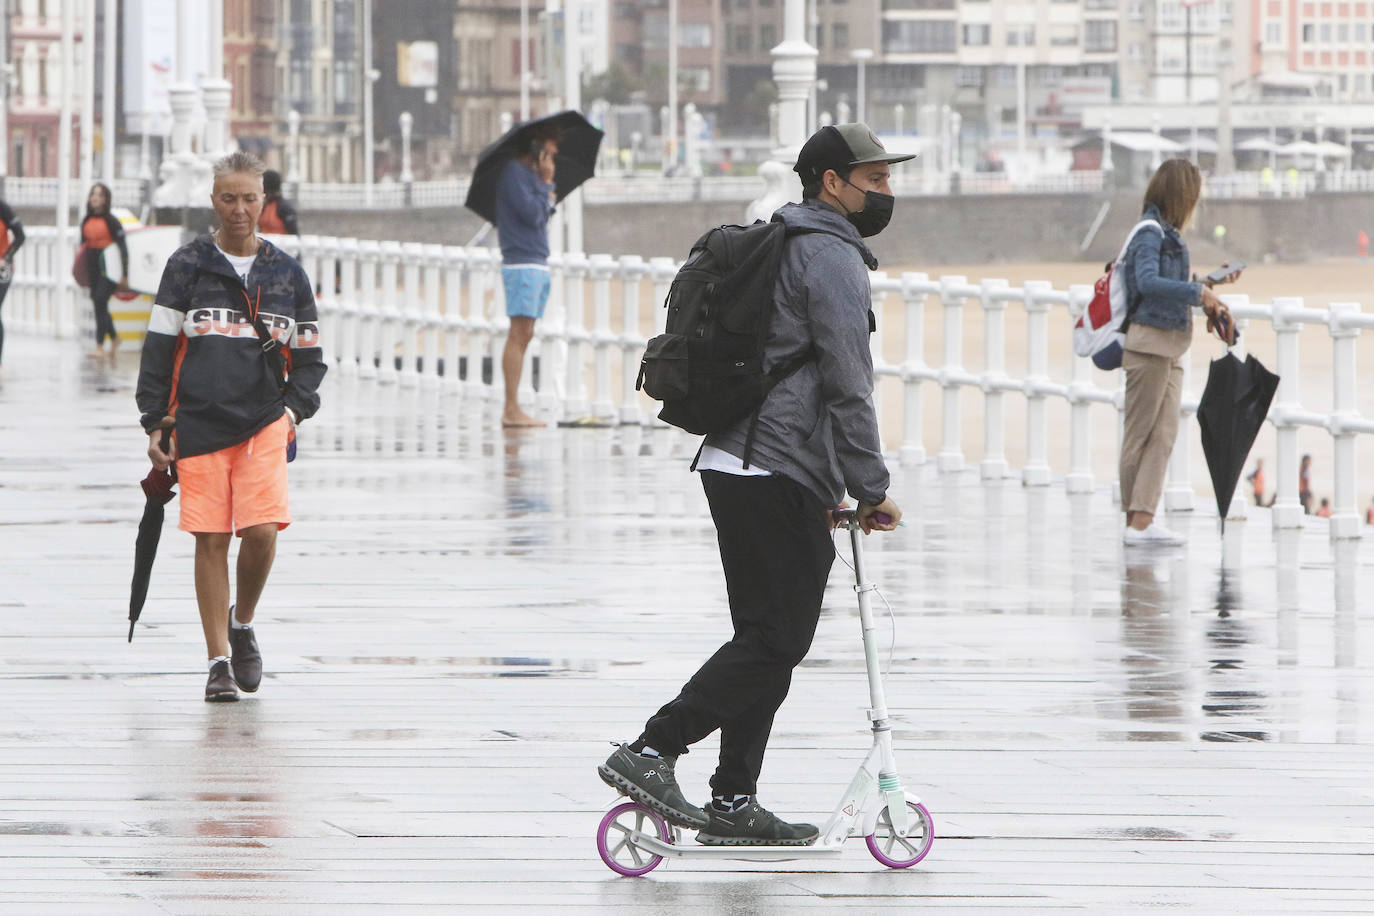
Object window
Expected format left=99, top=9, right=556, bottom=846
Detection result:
left=1085, top=20, right=1116, bottom=52
left=1050, top=25, right=1078, bottom=46
left=680, top=23, right=711, bottom=48
left=1127, top=2, right=1144, bottom=21
left=1084, top=0, right=1116, bottom=8
left=1320, top=23, right=1332, bottom=43
left=1338, top=23, right=1349, bottom=42
left=1158, top=2, right=1183, bottom=30
left=1301, top=23, right=1314, bottom=43
left=962, top=24, right=990, bottom=46
left=760, top=24, right=776, bottom=47
left=680, top=67, right=711, bottom=92
left=955, top=66, right=984, bottom=87
left=1357, top=23, right=1369, bottom=42
left=733, top=27, right=752, bottom=51
left=883, top=20, right=957, bottom=53
left=882, top=0, right=955, bottom=8
left=1127, top=41, right=1145, bottom=64
left=1264, top=21, right=1282, bottom=46
left=1006, top=25, right=1036, bottom=47
left=833, top=23, right=848, bottom=48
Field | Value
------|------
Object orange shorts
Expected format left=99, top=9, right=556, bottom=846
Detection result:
left=177, top=415, right=292, bottom=534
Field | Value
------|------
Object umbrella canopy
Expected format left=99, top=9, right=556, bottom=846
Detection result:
left=1196, top=352, right=1280, bottom=527
left=463, top=110, right=605, bottom=225
left=129, top=429, right=177, bottom=641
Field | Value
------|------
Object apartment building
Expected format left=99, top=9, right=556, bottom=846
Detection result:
left=225, top=0, right=280, bottom=164
left=7, top=0, right=89, bottom=179
left=1248, top=0, right=1374, bottom=99
left=274, top=0, right=364, bottom=182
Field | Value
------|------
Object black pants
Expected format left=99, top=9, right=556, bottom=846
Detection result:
left=91, top=276, right=116, bottom=345
left=0, top=277, right=9, bottom=363
left=637, top=470, right=835, bottom=797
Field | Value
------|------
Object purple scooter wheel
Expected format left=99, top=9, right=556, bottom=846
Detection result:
left=597, top=801, right=672, bottom=876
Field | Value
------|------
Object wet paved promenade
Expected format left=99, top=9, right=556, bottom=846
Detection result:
left=2, top=338, right=1373, bottom=914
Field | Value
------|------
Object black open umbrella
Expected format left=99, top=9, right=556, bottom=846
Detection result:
left=129, top=426, right=176, bottom=642
left=1196, top=352, right=1280, bottom=530
left=463, top=110, right=604, bottom=225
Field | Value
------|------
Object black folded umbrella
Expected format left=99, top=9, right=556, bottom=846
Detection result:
left=1196, top=352, right=1280, bottom=531
left=463, top=110, right=604, bottom=225
left=129, top=428, right=176, bottom=642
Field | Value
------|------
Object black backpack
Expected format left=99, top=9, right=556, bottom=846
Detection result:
left=636, top=217, right=811, bottom=465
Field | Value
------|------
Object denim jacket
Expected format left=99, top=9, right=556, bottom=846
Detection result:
left=1120, top=204, right=1203, bottom=333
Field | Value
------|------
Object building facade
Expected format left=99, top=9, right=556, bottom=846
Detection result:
left=8, top=0, right=87, bottom=179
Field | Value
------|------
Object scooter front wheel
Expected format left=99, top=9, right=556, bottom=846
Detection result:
left=866, top=801, right=934, bottom=869
left=597, top=801, right=672, bottom=876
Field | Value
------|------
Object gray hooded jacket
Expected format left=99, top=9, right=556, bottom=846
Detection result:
left=703, top=199, right=890, bottom=509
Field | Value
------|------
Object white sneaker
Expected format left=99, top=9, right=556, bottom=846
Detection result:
left=1123, top=523, right=1186, bottom=546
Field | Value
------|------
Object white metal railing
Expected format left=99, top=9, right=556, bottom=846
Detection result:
left=6, top=168, right=1368, bottom=211
left=9, top=225, right=1370, bottom=541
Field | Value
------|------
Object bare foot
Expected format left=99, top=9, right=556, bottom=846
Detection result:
left=86, top=347, right=105, bottom=360
left=502, top=409, right=546, bottom=428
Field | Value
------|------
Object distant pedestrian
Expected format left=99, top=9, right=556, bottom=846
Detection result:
left=1246, top=458, right=1265, bottom=506
left=1315, top=498, right=1332, bottom=518
left=136, top=151, right=327, bottom=702
left=0, top=197, right=26, bottom=381
left=598, top=123, right=906, bottom=847
left=1299, top=454, right=1313, bottom=514
left=257, top=170, right=299, bottom=236
left=1365, top=497, right=1374, bottom=525
left=80, top=183, right=130, bottom=360
left=494, top=124, right=560, bottom=427
left=1120, top=159, right=1239, bottom=546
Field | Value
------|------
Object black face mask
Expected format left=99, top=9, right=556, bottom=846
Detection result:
left=841, top=179, right=894, bottom=238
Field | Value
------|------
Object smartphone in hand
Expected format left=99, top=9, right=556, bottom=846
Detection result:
left=1205, top=261, right=1246, bottom=285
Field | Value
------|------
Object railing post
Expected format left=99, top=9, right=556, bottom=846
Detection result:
left=398, top=241, right=424, bottom=386
left=376, top=240, right=402, bottom=383
left=356, top=240, right=382, bottom=380
left=1328, top=301, right=1362, bottom=540
left=937, top=274, right=967, bottom=472
left=589, top=253, right=617, bottom=420
left=562, top=251, right=591, bottom=418
left=869, top=271, right=889, bottom=452
left=467, top=248, right=497, bottom=398
left=535, top=254, right=563, bottom=415
left=980, top=278, right=1010, bottom=481
left=1271, top=297, right=1305, bottom=529
left=336, top=238, right=361, bottom=376
left=1163, top=330, right=1194, bottom=512
left=1022, top=280, right=1053, bottom=486
left=420, top=243, right=445, bottom=386
left=1065, top=284, right=1095, bottom=494
left=898, top=271, right=929, bottom=467
left=617, top=255, right=647, bottom=425
left=441, top=246, right=466, bottom=391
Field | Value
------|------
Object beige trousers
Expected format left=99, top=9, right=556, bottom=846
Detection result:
left=1120, top=349, right=1183, bottom=515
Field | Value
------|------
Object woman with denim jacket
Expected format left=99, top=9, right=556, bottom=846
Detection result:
left=1119, top=159, right=1240, bottom=546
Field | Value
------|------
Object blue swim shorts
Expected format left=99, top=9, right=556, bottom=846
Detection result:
left=502, top=265, right=552, bottom=320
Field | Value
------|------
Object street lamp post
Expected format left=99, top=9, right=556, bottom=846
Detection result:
left=363, top=0, right=376, bottom=202
left=850, top=48, right=872, bottom=125
left=665, top=0, right=678, bottom=175
left=287, top=108, right=301, bottom=192
left=101, top=0, right=115, bottom=184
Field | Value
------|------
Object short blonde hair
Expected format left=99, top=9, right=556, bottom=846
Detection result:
left=1142, top=158, right=1202, bottom=231
left=212, top=150, right=266, bottom=182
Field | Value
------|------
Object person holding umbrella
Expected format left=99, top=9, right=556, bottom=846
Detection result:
left=1119, top=158, right=1239, bottom=546
left=494, top=125, right=560, bottom=427
left=135, top=151, right=327, bottom=701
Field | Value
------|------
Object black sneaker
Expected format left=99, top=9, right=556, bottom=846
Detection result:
left=228, top=614, right=262, bottom=693
left=695, top=798, right=819, bottom=846
left=205, top=660, right=238, bottom=703
left=597, top=744, right=709, bottom=828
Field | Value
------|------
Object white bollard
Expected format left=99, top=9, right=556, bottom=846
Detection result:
left=562, top=252, right=591, bottom=418
left=440, top=247, right=466, bottom=391
left=356, top=239, right=382, bottom=380
left=617, top=255, right=648, bottom=425
left=898, top=272, right=929, bottom=467
left=1065, top=283, right=1095, bottom=494
left=420, top=243, right=445, bottom=387
left=589, top=253, right=617, bottom=420
left=1328, top=301, right=1362, bottom=540
left=1022, top=280, right=1053, bottom=486
left=1271, top=297, right=1305, bottom=529
left=376, top=240, right=403, bottom=383
left=980, top=278, right=1010, bottom=481
left=398, top=241, right=424, bottom=386
left=937, top=275, right=967, bottom=472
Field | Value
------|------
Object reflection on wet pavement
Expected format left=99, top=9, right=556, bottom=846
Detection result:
left=1, top=339, right=1372, bottom=911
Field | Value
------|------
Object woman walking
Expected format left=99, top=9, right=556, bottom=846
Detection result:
left=79, top=183, right=130, bottom=359
left=0, top=197, right=25, bottom=383
left=1120, top=159, right=1239, bottom=546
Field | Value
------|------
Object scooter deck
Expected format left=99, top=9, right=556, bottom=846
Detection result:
left=632, top=832, right=846, bottom=861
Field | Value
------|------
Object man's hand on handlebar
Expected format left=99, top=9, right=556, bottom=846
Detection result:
left=857, top=497, right=901, bottom=534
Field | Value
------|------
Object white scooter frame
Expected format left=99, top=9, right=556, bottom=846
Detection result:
left=596, top=509, right=934, bottom=875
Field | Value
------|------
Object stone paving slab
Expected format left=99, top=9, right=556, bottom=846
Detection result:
left=1, top=339, right=1372, bottom=913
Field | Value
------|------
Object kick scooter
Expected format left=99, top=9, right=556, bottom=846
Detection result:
left=596, top=508, right=934, bottom=875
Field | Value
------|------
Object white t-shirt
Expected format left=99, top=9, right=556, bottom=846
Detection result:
left=217, top=246, right=257, bottom=285
left=695, top=444, right=771, bottom=477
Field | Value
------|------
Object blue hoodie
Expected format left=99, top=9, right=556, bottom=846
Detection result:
left=494, top=158, right=555, bottom=265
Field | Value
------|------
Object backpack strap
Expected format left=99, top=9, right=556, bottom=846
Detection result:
left=1115, top=219, right=1162, bottom=333
left=198, top=266, right=288, bottom=392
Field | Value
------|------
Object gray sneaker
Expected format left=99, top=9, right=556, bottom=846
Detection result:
left=228, top=612, right=262, bottom=693
left=597, top=744, right=709, bottom=829
left=695, top=798, right=819, bottom=846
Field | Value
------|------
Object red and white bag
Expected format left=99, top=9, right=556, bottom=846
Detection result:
left=1073, top=219, right=1161, bottom=370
